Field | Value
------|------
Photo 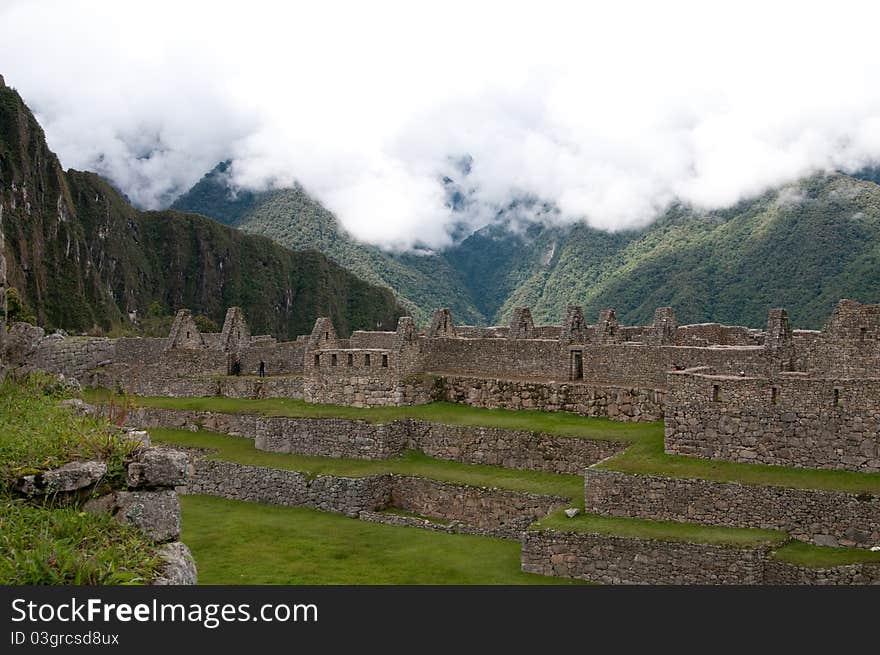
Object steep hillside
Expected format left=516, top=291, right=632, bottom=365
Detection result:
left=509, top=175, right=880, bottom=329
left=170, top=170, right=880, bottom=332
left=0, top=80, right=404, bottom=339
left=174, top=181, right=486, bottom=324
left=169, top=160, right=266, bottom=226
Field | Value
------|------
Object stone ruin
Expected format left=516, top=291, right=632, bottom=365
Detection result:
left=2, top=297, right=879, bottom=473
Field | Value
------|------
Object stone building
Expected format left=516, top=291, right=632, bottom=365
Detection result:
left=4, top=296, right=879, bottom=472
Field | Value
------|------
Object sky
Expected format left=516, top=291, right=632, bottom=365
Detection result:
left=1, top=0, right=880, bottom=249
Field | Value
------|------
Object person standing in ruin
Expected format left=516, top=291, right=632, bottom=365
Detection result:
left=259, top=360, right=265, bottom=378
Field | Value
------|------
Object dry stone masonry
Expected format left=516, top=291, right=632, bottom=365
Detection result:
left=123, top=407, right=627, bottom=474
left=182, top=455, right=569, bottom=538
left=584, top=469, right=880, bottom=548
left=520, top=529, right=880, bottom=585
left=8, top=295, right=880, bottom=585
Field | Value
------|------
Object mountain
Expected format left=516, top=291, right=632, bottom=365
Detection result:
left=173, top=178, right=487, bottom=325
left=499, top=174, right=880, bottom=329
left=169, top=160, right=266, bottom=227
left=0, top=79, right=404, bottom=339
left=172, top=158, right=880, bottom=330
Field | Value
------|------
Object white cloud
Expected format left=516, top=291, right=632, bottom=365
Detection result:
left=1, top=0, right=879, bottom=248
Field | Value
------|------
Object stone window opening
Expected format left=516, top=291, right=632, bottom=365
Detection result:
left=331, top=353, right=338, bottom=367
left=314, top=354, right=320, bottom=367
left=382, top=354, right=388, bottom=368
left=860, top=327, right=867, bottom=341
left=347, top=353, right=353, bottom=366
left=186, top=331, right=190, bottom=339
left=834, top=388, right=841, bottom=407
left=771, top=386, right=779, bottom=405
left=324, top=332, right=330, bottom=341
left=365, top=354, right=371, bottom=366
left=712, top=384, right=721, bottom=402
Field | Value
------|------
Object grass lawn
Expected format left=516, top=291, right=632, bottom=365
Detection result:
left=150, top=428, right=584, bottom=501
left=771, top=541, right=880, bottom=568
left=83, top=391, right=654, bottom=442
left=532, top=509, right=788, bottom=548
left=90, top=391, right=880, bottom=494
left=180, top=495, right=586, bottom=585
left=597, top=430, right=880, bottom=494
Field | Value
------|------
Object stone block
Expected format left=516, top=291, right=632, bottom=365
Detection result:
left=127, top=448, right=189, bottom=488
left=14, top=460, right=107, bottom=496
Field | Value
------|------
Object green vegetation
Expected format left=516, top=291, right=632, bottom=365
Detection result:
left=0, top=497, right=161, bottom=584
left=90, top=392, right=657, bottom=441
left=105, top=392, right=880, bottom=494
left=771, top=540, right=880, bottom=568
left=498, top=174, right=880, bottom=328
left=175, top=150, right=880, bottom=329
left=532, top=509, right=787, bottom=548
left=180, top=495, right=583, bottom=584
left=0, top=376, right=136, bottom=485
left=0, top=84, right=404, bottom=338
left=149, top=429, right=583, bottom=500
left=234, top=187, right=486, bottom=325
left=596, top=428, right=880, bottom=494
left=0, top=375, right=159, bottom=585
left=5, top=287, right=37, bottom=324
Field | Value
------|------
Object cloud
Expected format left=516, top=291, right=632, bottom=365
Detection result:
left=2, top=0, right=880, bottom=249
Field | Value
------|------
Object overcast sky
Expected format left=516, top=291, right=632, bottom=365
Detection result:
left=2, top=0, right=879, bottom=249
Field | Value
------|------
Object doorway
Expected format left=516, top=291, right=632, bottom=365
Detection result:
left=571, top=350, right=584, bottom=381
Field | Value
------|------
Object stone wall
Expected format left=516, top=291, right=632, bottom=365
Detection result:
left=389, top=476, right=569, bottom=538
left=184, top=459, right=391, bottom=516
left=239, top=339, right=305, bottom=377
left=584, top=469, right=880, bottom=548
left=440, top=374, right=664, bottom=421
left=183, top=458, right=568, bottom=536
left=408, top=420, right=627, bottom=474
left=4, top=325, right=117, bottom=378
left=762, top=560, right=880, bottom=585
left=675, top=323, right=763, bottom=347
left=665, top=371, right=880, bottom=472
left=521, top=530, right=880, bottom=585
left=804, top=299, right=880, bottom=377
left=521, top=529, right=767, bottom=584
left=420, top=336, right=564, bottom=379
left=303, top=369, right=437, bottom=407
left=123, top=407, right=626, bottom=473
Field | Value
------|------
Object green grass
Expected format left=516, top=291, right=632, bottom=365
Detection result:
left=150, top=428, right=584, bottom=501
left=81, top=391, right=654, bottom=442
left=597, top=430, right=880, bottom=494
left=180, top=495, right=586, bottom=584
left=532, top=509, right=788, bottom=548
left=0, top=494, right=161, bottom=584
left=0, top=375, right=161, bottom=585
left=0, top=376, right=137, bottom=485
left=113, top=391, right=880, bottom=495
left=771, top=541, right=880, bottom=569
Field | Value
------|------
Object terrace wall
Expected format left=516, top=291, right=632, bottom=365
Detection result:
left=665, top=372, right=880, bottom=472
left=521, top=530, right=880, bottom=585
left=521, top=530, right=767, bottom=584
left=584, top=469, right=880, bottom=547
left=123, top=407, right=627, bottom=473
left=183, top=458, right=568, bottom=537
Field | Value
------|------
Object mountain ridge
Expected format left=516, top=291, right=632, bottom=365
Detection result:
left=0, top=82, right=405, bottom=339
left=170, top=160, right=880, bottom=330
